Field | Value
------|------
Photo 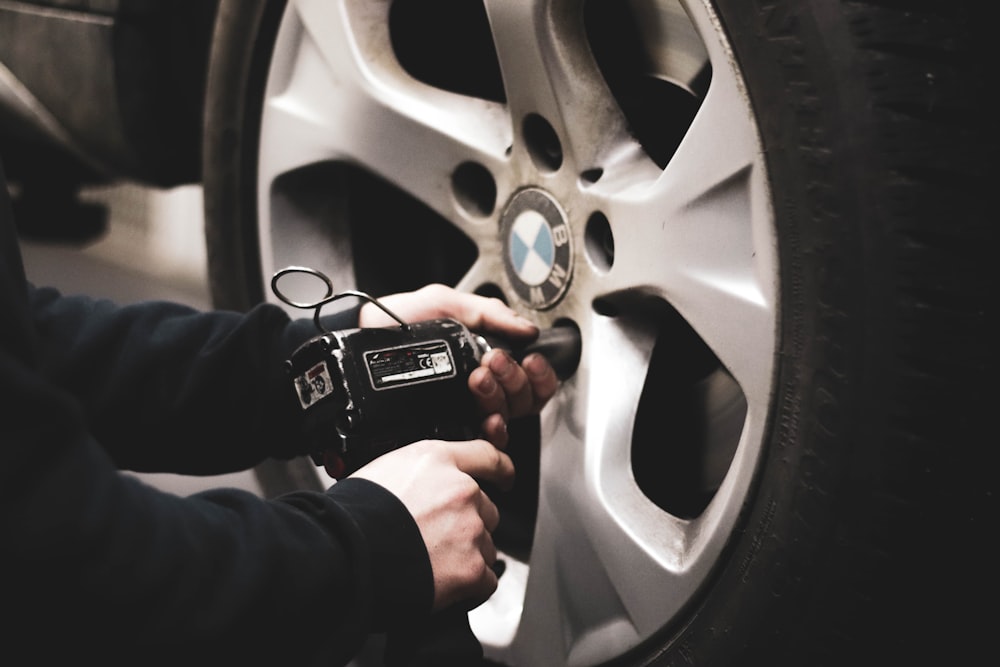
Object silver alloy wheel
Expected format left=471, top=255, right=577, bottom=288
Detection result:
left=255, top=1, right=776, bottom=664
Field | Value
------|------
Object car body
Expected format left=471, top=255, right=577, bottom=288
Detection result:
left=0, top=0, right=216, bottom=192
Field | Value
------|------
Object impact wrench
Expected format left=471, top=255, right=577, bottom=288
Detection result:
left=273, top=265, right=582, bottom=479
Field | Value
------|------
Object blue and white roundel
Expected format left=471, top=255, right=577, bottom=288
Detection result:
left=509, top=210, right=555, bottom=286
left=500, top=188, right=573, bottom=309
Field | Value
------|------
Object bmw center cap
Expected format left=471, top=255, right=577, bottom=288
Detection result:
left=501, top=188, right=573, bottom=309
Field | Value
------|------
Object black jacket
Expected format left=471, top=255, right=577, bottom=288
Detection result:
left=0, top=161, right=434, bottom=665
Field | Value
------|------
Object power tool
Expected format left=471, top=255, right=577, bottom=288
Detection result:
left=274, top=267, right=581, bottom=479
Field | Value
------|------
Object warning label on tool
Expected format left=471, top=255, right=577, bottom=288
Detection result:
left=294, top=361, right=334, bottom=410
left=365, top=340, right=455, bottom=390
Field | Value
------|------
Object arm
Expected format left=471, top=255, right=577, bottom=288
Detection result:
left=26, top=284, right=351, bottom=474
left=28, top=282, right=557, bottom=474
left=11, top=294, right=528, bottom=648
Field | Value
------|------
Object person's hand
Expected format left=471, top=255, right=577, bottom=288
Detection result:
left=358, top=283, right=537, bottom=336
left=470, top=348, right=557, bottom=448
left=351, top=438, right=515, bottom=611
left=359, top=284, right=560, bottom=447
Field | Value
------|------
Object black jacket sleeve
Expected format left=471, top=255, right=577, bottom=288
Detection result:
left=25, top=284, right=355, bottom=474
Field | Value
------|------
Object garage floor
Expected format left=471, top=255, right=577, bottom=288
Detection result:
left=17, top=183, right=263, bottom=497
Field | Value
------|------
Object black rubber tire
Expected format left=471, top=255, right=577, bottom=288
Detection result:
left=202, top=0, right=278, bottom=315
left=644, top=1, right=993, bottom=665
left=202, top=0, right=323, bottom=498
left=202, top=0, right=993, bottom=663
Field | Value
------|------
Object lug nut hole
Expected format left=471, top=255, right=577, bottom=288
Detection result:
left=523, top=114, right=563, bottom=172
left=452, top=162, right=497, bottom=217
left=585, top=211, right=615, bottom=273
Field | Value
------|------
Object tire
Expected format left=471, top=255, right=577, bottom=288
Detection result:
left=202, top=1, right=992, bottom=664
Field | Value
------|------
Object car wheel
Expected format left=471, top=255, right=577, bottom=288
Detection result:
left=203, top=1, right=990, bottom=664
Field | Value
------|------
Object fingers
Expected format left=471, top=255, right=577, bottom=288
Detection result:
left=521, top=353, right=560, bottom=410
left=470, top=349, right=560, bottom=421
left=469, top=365, right=509, bottom=420
left=451, top=494, right=501, bottom=611
left=485, top=349, right=533, bottom=416
left=358, top=284, right=538, bottom=340
left=478, top=487, right=501, bottom=533
left=451, top=293, right=537, bottom=339
left=464, top=532, right=500, bottom=611
left=478, top=413, right=509, bottom=450
left=442, top=439, right=515, bottom=491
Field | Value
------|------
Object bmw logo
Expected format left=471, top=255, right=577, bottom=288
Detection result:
left=500, top=188, right=573, bottom=309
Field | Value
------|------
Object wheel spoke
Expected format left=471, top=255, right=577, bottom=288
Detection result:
left=590, top=68, right=775, bottom=400
left=483, top=0, right=637, bottom=173
left=261, top=0, right=511, bottom=223
left=454, top=248, right=504, bottom=296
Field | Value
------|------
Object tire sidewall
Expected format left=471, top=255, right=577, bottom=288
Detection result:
left=203, top=0, right=325, bottom=498
left=643, top=1, right=989, bottom=664
left=203, top=0, right=286, bottom=313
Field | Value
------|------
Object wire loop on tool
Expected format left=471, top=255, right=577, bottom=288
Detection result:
left=270, top=266, right=410, bottom=332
